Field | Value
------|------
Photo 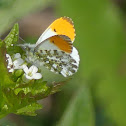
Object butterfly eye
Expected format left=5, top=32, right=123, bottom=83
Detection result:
left=54, top=29, right=56, bottom=32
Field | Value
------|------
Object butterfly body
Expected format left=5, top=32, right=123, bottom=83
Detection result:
left=21, top=17, right=80, bottom=82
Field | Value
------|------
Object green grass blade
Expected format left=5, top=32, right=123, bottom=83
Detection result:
left=57, top=86, right=95, bottom=126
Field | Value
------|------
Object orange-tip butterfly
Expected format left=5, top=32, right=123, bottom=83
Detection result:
left=20, top=17, right=80, bottom=78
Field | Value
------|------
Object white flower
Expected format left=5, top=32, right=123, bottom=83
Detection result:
left=23, top=65, right=42, bottom=80
left=6, top=54, right=14, bottom=72
left=14, top=53, right=21, bottom=59
left=6, top=53, right=25, bottom=72
left=13, top=58, right=25, bottom=69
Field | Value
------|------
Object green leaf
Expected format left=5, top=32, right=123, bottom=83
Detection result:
left=4, top=23, right=23, bottom=54
left=0, top=39, right=3, bottom=47
left=0, top=40, right=14, bottom=87
left=4, top=23, right=19, bottom=48
left=57, top=86, right=95, bottom=126
left=0, top=23, right=53, bottom=119
left=16, top=103, right=42, bottom=116
left=14, top=80, right=50, bottom=96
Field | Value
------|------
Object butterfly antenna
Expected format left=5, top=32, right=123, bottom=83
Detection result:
left=19, top=36, right=26, bottom=43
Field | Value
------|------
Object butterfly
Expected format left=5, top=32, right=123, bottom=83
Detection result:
left=20, top=17, right=80, bottom=78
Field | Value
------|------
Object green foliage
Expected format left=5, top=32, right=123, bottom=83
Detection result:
left=57, top=86, right=94, bottom=126
left=1, top=0, right=126, bottom=125
left=16, top=103, right=42, bottom=116
left=0, top=0, right=16, bottom=8
left=0, top=41, right=14, bottom=87
left=4, top=23, right=21, bottom=54
left=0, top=23, right=62, bottom=119
left=58, top=0, right=126, bottom=126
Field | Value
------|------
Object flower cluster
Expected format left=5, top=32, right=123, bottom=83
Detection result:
left=6, top=53, right=25, bottom=72
left=6, top=53, right=42, bottom=81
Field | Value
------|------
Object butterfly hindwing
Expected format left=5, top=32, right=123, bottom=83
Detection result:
left=35, top=49, right=78, bottom=77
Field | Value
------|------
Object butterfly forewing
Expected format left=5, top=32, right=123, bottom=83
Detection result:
left=35, top=35, right=73, bottom=54
left=36, top=17, right=75, bottom=46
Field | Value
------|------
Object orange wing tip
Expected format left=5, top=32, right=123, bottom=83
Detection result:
left=62, top=16, right=74, bottom=26
left=49, top=17, right=76, bottom=42
left=61, top=16, right=76, bottom=42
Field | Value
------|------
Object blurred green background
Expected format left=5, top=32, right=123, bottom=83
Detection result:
left=0, top=0, right=126, bottom=126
